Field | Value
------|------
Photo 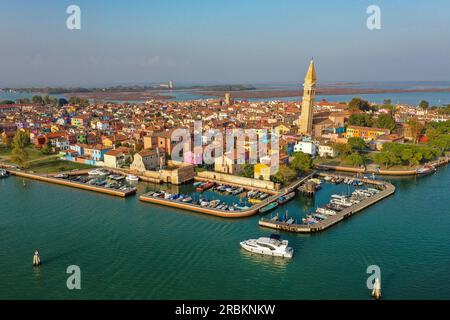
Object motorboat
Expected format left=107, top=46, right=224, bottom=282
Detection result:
left=277, top=192, right=296, bottom=205
left=416, top=165, right=437, bottom=176
left=126, top=175, right=140, bottom=182
left=240, top=235, right=294, bottom=259
left=259, top=202, right=279, bottom=214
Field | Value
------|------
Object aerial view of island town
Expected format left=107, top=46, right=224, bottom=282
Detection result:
left=1, top=1, right=449, bottom=304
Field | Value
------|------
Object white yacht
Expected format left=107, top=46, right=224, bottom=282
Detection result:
left=240, top=235, right=294, bottom=259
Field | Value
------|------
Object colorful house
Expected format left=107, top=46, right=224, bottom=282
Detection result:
left=345, top=126, right=390, bottom=142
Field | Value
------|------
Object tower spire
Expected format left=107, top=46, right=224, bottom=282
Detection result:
left=305, top=59, right=317, bottom=84
left=298, top=59, right=317, bottom=136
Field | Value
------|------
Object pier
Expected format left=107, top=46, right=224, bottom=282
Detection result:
left=259, top=174, right=396, bottom=233
left=8, top=170, right=137, bottom=197
left=140, top=173, right=315, bottom=218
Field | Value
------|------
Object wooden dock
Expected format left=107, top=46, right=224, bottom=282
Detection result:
left=259, top=174, right=396, bottom=233
left=8, top=170, right=137, bottom=198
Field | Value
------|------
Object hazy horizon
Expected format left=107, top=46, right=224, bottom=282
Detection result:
left=1, top=0, right=450, bottom=87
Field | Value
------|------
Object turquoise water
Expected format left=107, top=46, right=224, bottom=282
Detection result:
left=0, top=166, right=449, bottom=300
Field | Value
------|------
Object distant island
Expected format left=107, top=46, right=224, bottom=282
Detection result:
left=4, top=84, right=450, bottom=102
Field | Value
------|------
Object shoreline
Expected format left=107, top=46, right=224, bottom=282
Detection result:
left=315, top=156, right=450, bottom=176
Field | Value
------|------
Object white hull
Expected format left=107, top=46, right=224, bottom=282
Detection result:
left=240, top=241, right=293, bottom=259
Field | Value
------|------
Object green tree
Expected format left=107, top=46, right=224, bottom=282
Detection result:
left=400, top=148, right=414, bottom=166
left=429, top=134, right=450, bottom=151
left=346, top=153, right=364, bottom=167
left=374, top=114, right=396, bottom=131
left=348, top=97, right=371, bottom=112
left=241, top=164, right=254, bottom=178
left=32, top=96, right=44, bottom=105
left=373, top=152, right=390, bottom=167
left=348, top=137, right=366, bottom=151
left=419, top=100, right=429, bottom=110
left=11, top=130, right=30, bottom=167
left=41, top=143, right=53, bottom=155
left=348, top=114, right=372, bottom=127
left=290, top=152, right=312, bottom=173
left=332, top=142, right=352, bottom=157
left=271, top=165, right=297, bottom=185
left=0, top=100, right=15, bottom=105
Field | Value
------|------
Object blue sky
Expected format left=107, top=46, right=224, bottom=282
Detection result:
left=1, top=0, right=449, bottom=86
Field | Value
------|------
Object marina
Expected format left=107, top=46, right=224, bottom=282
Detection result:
left=259, top=175, right=395, bottom=233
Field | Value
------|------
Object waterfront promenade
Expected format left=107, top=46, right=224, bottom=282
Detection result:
left=259, top=174, right=396, bottom=233
left=316, top=156, right=450, bottom=176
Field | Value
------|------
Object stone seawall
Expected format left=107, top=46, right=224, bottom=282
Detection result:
left=196, top=171, right=280, bottom=191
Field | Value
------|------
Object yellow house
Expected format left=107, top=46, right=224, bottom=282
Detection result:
left=345, top=126, right=390, bottom=142
left=254, top=163, right=272, bottom=181
left=102, top=137, right=114, bottom=148
left=274, top=124, right=291, bottom=135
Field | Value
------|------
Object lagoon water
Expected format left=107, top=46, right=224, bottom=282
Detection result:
left=1, top=166, right=449, bottom=300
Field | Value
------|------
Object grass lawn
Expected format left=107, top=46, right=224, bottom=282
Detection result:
left=28, top=158, right=96, bottom=174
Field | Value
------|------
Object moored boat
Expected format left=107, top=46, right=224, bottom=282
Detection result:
left=416, top=165, right=437, bottom=176
left=259, top=202, right=279, bottom=214
left=277, top=192, right=296, bottom=205
left=197, top=182, right=215, bottom=192
left=126, top=175, right=140, bottom=182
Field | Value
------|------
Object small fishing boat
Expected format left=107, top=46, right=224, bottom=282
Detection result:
left=234, top=204, right=250, bottom=210
left=416, top=165, right=437, bottom=176
left=193, top=181, right=203, bottom=187
left=197, top=182, right=215, bottom=192
left=126, top=175, right=139, bottom=182
left=259, top=193, right=269, bottom=200
left=249, top=198, right=262, bottom=204
left=313, top=213, right=327, bottom=221
left=316, top=207, right=336, bottom=216
left=209, top=200, right=221, bottom=208
left=277, top=192, right=296, bottom=205
left=285, top=218, right=295, bottom=225
left=200, top=200, right=210, bottom=207
left=302, top=217, right=318, bottom=225
left=259, top=202, right=279, bottom=214
left=182, top=196, right=193, bottom=203
left=231, top=188, right=244, bottom=196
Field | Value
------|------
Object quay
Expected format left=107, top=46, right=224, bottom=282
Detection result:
left=7, top=170, right=137, bottom=198
left=139, top=173, right=315, bottom=218
left=316, top=155, right=450, bottom=176
left=259, top=174, right=396, bottom=233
